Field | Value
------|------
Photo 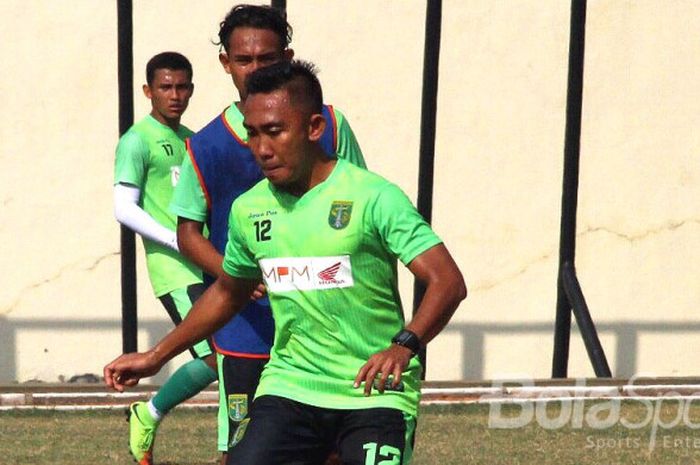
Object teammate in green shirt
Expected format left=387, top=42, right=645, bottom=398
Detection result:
left=113, top=52, right=218, bottom=465
left=169, top=5, right=365, bottom=460
left=105, top=60, right=466, bottom=465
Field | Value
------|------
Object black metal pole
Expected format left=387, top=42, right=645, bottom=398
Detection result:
left=561, top=263, right=612, bottom=377
left=270, top=0, right=286, bottom=14
left=552, top=0, right=587, bottom=378
left=412, top=0, right=442, bottom=377
left=118, top=0, right=137, bottom=354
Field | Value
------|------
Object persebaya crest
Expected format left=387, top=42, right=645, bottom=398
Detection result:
left=228, top=394, right=248, bottom=422
left=328, top=201, right=353, bottom=229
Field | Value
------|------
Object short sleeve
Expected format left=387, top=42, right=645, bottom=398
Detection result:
left=222, top=200, right=261, bottom=279
left=333, top=108, right=367, bottom=169
left=114, top=131, right=148, bottom=187
left=170, top=151, right=209, bottom=222
left=371, top=183, right=443, bottom=266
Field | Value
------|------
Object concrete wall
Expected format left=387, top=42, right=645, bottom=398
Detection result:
left=1, top=1, right=699, bottom=384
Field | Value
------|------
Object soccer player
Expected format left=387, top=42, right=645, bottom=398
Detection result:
left=113, top=52, right=218, bottom=465
left=106, top=60, right=467, bottom=465
left=169, top=4, right=366, bottom=458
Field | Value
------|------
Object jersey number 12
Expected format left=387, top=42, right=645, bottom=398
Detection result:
left=254, top=220, right=272, bottom=242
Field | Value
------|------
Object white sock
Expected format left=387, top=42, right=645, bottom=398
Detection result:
left=147, top=400, right=164, bottom=422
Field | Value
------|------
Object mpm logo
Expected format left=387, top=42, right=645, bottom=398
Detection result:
left=263, top=265, right=310, bottom=283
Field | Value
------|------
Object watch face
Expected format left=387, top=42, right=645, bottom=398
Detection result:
left=393, top=330, right=420, bottom=353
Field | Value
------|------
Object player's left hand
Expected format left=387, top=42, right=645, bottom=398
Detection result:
left=354, top=344, right=413, bottom=396
left=251, top=282, right=267, bottom=300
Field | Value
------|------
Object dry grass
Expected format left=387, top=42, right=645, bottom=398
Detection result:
left=2, top=401, right=700, bottom=464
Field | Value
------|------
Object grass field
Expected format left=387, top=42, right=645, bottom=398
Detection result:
left=2, top=401, right=700, bottom=464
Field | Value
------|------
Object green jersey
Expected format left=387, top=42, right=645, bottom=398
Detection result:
left=170, top=103, right=366, bottom=222
left=114, top=114, right=202, bottom=296
left=222, top=159, right=442, bottom=416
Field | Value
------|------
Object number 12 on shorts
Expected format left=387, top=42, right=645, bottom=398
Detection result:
left=363, top=442, right=401, bottom=465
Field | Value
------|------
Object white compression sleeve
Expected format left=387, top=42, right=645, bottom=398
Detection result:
left=113, top=183, right=179, bottom=251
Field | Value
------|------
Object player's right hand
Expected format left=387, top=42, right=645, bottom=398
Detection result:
left=103, top=351, right=162, bottom=392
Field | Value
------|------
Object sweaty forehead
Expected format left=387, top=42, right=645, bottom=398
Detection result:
left=228, top=27, right=283, bottom=54
left=152, top=68, right=190, bottom=84
left=243, top=90, right=291, bottom=121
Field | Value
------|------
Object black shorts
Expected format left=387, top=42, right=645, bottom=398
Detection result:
left=226, top=395, right=417, bottom=465
left=221, top=355, right=268, bottom=451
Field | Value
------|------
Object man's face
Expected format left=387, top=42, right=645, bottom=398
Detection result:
left=242, top=89, right=316, bottom=188
left=219, top=27, right=292, bottom=101
left=143, top=68, right=193, bottom=124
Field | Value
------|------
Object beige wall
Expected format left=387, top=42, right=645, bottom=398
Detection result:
left=1, top=1, right=699, bottom=384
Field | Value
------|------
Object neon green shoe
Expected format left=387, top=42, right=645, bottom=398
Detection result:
left=127, top=401, right=159, bottom=465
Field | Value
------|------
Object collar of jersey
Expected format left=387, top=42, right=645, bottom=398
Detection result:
left=270, top=158, right=345, bottom=207
left=224, top=103, right=248, bottom=143
left=145, top=113, right=183, bottom=135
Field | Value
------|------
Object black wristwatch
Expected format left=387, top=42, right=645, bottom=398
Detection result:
left=391, top=329, right=421, bottom=356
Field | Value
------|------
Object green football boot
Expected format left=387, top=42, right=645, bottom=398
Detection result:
left=127, top=401, right=159, bottom=465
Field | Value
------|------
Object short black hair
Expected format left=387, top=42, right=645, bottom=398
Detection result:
left=145, top=52, right=193, bottom=85
left=245, top=60, right=323, bottom=114
left=217, top=4, right=292, bottom=53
